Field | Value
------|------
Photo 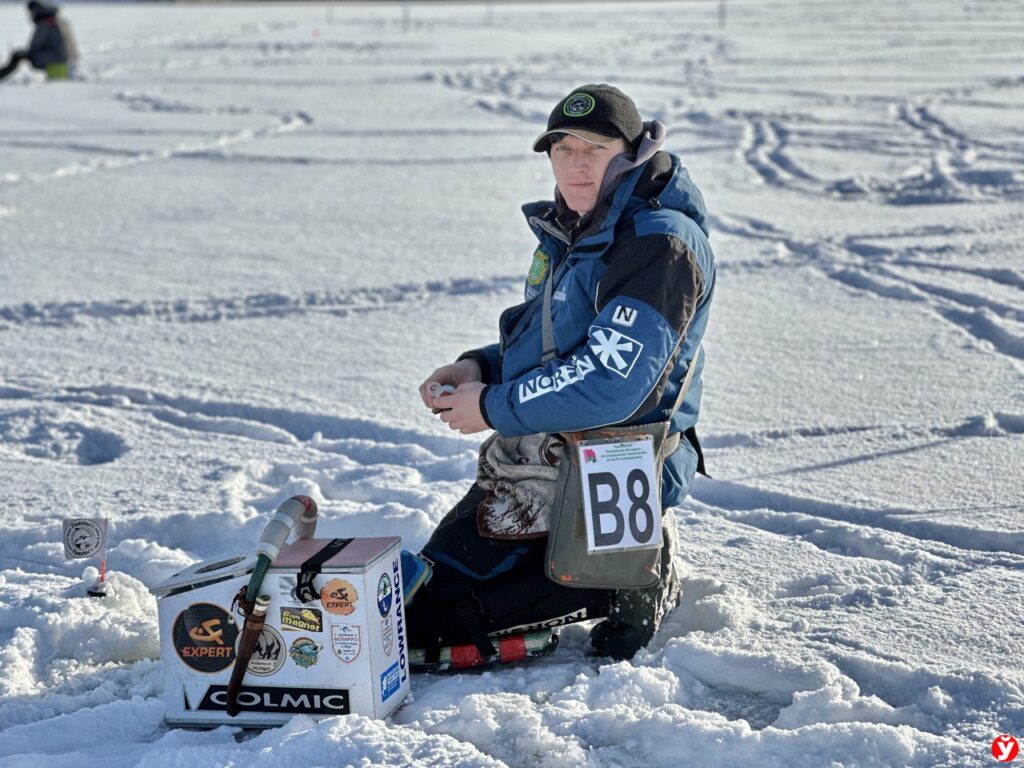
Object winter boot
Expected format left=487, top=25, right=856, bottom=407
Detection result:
left=588, top=512, right=680, bottom=660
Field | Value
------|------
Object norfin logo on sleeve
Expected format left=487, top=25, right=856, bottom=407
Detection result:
left=611, top=305, right=638, bottom=328
left=518, top=354, right=596, bottom=403
left=588, top=327, right=643, bottom=378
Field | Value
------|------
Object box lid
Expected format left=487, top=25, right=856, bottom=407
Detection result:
left=271, top=537, right=401, bottom=571
left=149, top=553, right=257, bottom=598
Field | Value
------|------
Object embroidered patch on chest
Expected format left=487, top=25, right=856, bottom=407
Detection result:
left=526, top=248, right=551, bottom=286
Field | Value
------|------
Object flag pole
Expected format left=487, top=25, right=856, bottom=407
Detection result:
left=87, top=518, right=109, bottom=598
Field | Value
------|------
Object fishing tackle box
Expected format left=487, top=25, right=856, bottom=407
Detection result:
left=150, top=536, right=409, bottom=728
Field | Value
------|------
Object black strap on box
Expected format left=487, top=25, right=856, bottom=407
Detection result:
left=295, top=538, right=353, bottom=603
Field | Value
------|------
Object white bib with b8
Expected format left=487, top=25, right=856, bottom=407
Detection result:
left=578, top=436, right=662, bottom=554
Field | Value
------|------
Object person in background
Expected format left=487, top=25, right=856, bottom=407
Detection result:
left=0, top=1, right=69, bottom=82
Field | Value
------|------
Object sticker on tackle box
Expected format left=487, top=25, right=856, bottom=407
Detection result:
left=380, top=661, right=401, bottom=702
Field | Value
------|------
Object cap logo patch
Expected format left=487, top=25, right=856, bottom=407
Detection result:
left=563, top=93, right=596, bottom=118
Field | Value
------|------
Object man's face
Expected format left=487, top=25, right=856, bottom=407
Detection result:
left=549, top=133, right=630, bottom=216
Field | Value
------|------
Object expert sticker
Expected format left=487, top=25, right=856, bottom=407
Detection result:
left=173, top=603, right=238, bottom=674
left=321, top=579, right=358, bottom=616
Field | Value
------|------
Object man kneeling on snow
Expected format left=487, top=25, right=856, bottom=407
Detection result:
left=407, top=84, right=716, bottom=665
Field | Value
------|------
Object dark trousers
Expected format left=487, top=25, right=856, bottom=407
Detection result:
left=406, top=484, right=613, bottom=652
left=0, top=52, right=26, bottom=81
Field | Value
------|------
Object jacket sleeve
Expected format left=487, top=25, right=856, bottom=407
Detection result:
left=482, top=233, right=704, bottom=436
left=457, top=343, right=501, bottom=385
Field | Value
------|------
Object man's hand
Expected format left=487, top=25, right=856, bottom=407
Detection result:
left=434, top=382, right=489, bottom=434
left=418, top=358, right=482, bottom=410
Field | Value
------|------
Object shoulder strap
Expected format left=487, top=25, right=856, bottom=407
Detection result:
left=667, top=346, right=710, bottom=477
left=541, top=265, right=558, bottom=363
left=672, top=345, right=702, bottom=412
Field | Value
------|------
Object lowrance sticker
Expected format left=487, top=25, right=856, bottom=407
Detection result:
left=392, top=558, right=407, bottom=682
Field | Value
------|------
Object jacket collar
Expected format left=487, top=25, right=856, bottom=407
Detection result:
left=523, top=160, right=650, bottom=255
left=523, top=146, right=710, bottom=253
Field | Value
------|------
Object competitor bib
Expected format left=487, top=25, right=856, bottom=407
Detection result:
left=578, top=436, right=662, bottom=554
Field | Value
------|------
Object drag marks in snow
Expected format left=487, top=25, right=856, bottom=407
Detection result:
left=701, top=422, right=880, bottom=451
left=0, top=89, right=312, bottom=188
left=731, top=93, right=1024, bottom=206
left=115, top=90, right=257, bottom=116
left=176, top=148, right=525, bottom=167
left=0, top=275, right=521, bottom=329
left=735, top=115, right=821, bottom=193
left=435, top=27, right=727, bottom=128
left=48, top=383, right=460, bottom=456
left=824, top=257, right=1024, bottom=362
left=691, top=476, right=1024, bottom=565
left=79, top=18, right=304, bottom=57
left=0, top=378, right=473, bottom=463
left=719, top=212, right=1024, bottom=363
left=0, top=379, right=473, bottom=554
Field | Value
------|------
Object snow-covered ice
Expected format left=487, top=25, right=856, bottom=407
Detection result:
left=1, top=1, right=1023, bottom=766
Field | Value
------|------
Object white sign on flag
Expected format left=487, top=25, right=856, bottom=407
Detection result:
left=62, top=518, right=108, bottom=560
left=578, top=437, right=662, bottom=554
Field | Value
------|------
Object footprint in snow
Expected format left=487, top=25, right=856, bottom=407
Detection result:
left=0, top=410, right=127, bottom=466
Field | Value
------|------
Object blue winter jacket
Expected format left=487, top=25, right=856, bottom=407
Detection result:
left=464, top=150, right=716, bottom=508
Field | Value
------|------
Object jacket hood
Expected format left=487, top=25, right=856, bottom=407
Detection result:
left=631, top=151, right=709, bottom=237
left=29, top=3, right=58, bottom=22
left=592, top=119, right=667, bottom=209
left=523, top=139, right=709, bottom=245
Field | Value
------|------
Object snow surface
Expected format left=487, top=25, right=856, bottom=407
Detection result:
left=1, top=1, right=1023, bottom=766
